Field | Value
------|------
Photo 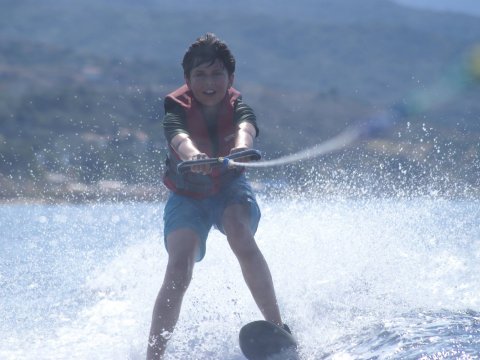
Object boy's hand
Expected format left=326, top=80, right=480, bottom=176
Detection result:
left=229, top=147, right=251, bottom=164
left=190, top=153, right=211, bottom=174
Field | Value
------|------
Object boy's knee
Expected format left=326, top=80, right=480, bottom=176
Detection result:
left=225, top=218, right=252, bottom=239
left=237, top=247, right=259, bottom=264
left=165, top=229, right=199, bottom=264
left=165, top=252, right=196, bottom=291
left=229, top=235, right=259, bottom=261
left=168, top=255, right=193, bottom=277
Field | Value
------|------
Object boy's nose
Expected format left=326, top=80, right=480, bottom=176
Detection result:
left=205, top=76, right=214, bottom=86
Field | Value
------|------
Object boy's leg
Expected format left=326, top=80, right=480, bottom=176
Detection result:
left=147, top=229, right=199, bottom=360
left=222, top=203, right=283, bottom=327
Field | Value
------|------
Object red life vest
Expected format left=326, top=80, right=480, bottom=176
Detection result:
left=163, top=84, right=242, bottom=197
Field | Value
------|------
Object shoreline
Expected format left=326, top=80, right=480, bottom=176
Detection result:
left=0, top=181, right=169, bottom=205
left=1, top=183, right=478, bottom=205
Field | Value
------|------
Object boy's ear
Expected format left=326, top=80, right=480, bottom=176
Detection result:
left=228, top=73, right=235, bottom=88
left=185, top=74, right=192, bottom=89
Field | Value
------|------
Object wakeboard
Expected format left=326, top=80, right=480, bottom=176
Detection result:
left=239, top=320, right=299, bottom=360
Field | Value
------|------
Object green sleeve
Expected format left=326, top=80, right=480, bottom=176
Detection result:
left=234, top=98, right=259, bottom=137
left=162, top=97, right=189, bottom=144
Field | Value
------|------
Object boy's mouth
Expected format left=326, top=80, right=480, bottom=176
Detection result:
left=203, top=90, right=216, bottom=96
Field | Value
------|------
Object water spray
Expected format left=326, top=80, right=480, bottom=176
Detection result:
left=179, top=45, right=480, bottom=172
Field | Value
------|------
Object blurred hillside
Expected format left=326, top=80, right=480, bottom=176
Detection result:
left=0, top=0, right=479, bottom=201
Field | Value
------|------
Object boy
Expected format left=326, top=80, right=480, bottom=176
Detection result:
left=147, top=33, right=287, bottom=359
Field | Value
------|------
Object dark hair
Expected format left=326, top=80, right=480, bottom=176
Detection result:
left=182, top=33, right=236, bottom=78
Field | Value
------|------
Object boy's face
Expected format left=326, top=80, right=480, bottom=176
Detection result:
left=186, top=58, right=234, bottom=108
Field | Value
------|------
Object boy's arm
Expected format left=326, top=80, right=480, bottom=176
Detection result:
left=231, top=122, right=256, bottom=154
left=170, top=133, right=205, bottom=161
left=231, top=98, right=258, bottom=154
left=164, top=98, right=210, bottom=173
left=171, top=133, right=211, bottom=174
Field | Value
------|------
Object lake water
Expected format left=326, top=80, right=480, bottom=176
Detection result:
left=1, top=196, right=479, bottom=359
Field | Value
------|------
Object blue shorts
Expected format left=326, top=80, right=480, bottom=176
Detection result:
left=163, top=175, right=261, bottom=261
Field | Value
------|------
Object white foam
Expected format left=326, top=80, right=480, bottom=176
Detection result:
left=1, top=199, right=479, bottom=359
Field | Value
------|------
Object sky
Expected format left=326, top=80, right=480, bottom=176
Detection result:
left=393, top=0, right=480, bottom=16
